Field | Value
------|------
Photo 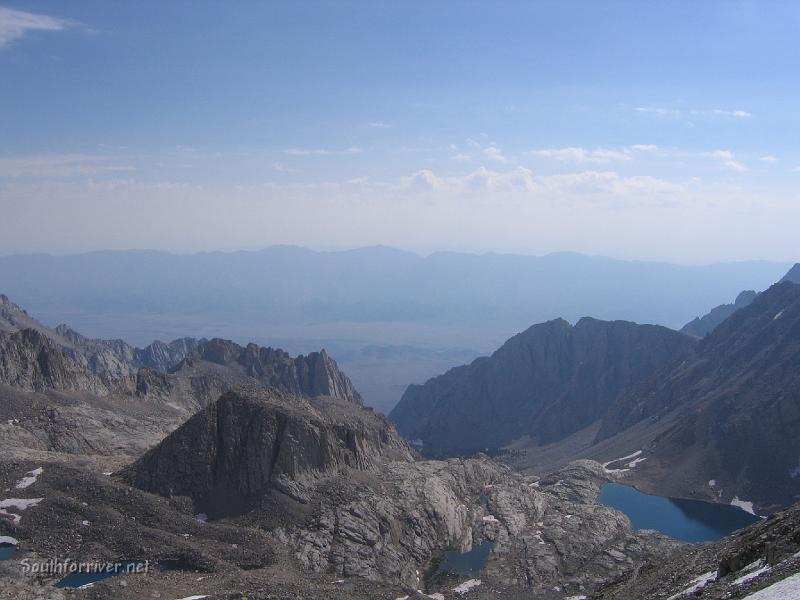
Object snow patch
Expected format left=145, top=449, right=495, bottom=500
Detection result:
left=740, top=572, right=800, bottom=599
left=453, top=579, right=481, bottom=594
left=81, top=520, right=90, bottom=526
left=173, top=596, right=207, bottom=600
left=194, top=513, right=208, bottom=522
left=790, top=458, right=800, bottom=479
left=627, top=456, right=647, bottom=468
left=0, top=497, right=44, bottom=525
left=708, top=479, right=716, bottom=487
left=602, top=450, right=642, bottom=469
left=731, top=497, right=757, bottom=516
left=666, top=571, right=717, bottom=600
left=566, top=597, right=588, bottom=600
left=482, top=515, right=499, bottom=523
left=14, top=467, right=43, bottom=489
left=0, top=536, right=19, bottom=545
left=774, top=310, right=785, bottom=320
left=734, top=563, right=771, bottom=586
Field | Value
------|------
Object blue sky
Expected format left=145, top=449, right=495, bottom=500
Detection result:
left=1, top=1, right=799, bottom=261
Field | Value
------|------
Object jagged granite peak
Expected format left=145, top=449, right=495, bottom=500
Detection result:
left=681, top=288, right=758, bottom=338
left=599, top=281, right=800, bottom=511
left=0, top=328, right=111, bottom=395
left=389, top=316, right=694, bottom=452
left=175, top=338, right=364, bottom=405
left=781, top=262, right=800, bottom=283
left=122, top=386, right=411, bottom=515
left=1, top=293, right=201, bottom=378
left=53, top=322, right=203, bottom=378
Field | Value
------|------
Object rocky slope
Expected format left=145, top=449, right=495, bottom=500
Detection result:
left=390, top=317, right=694, bottom=452
left=679, top=263, right=800, bottom=339
left=681, top=289, right=757, bottom=338
left=598, top=281, right=800, bottom=512
left=781, top=263, right=800, bottom=283
left=115, top=386, right=678, bottom=597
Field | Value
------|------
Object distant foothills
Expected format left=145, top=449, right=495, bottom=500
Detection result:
left=0, top=246, right=791, bottom=414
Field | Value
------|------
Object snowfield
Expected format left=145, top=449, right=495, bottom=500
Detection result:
left=741, top=573, right=800, bottom=599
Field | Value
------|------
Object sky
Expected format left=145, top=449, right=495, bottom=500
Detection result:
left=0, top=1, right=799, bottom=262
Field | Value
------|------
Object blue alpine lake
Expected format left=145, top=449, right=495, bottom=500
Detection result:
left=598, top=483, right=761, bottom=543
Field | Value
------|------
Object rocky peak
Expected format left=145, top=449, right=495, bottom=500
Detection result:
left=122, top=387, right=411, bottom=515
left=0, top=328, right=111, bottom=395
left=178, top=338, right=363, bottom=405
left=390, top=316, right=694, bottom=452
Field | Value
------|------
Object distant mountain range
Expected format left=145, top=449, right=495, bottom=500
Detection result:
left=0, top=247, right=789, bottom=341
left=0, top=247, right=789, bottom=413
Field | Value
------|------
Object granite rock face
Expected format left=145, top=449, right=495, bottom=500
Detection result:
left=122, top=387, right=408, bottom=513
left=0, top=329, right=111, bottom=396
left=390, top=317, right=694, bottom=452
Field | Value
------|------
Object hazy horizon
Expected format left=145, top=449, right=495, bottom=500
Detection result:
left=2, top=2, right=800, bottom=262
left=0, top=244, right=795, bottom=268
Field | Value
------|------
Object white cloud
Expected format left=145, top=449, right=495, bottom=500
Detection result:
left=532, top=147, right=632, bottom=164
left=367, top=122, right=392, bottom=129
left=636, top=107, right=752, bottom=120
left=711, top=109, right=752, bottom=118
left=483, top=146, right=508, bottom=163
left=284, top=147, right=362, bottom=156
left=0, top=6, right=69, bottom=48
left=0, top=154, right=134, bottom=178
left=760, top=155, right=778, bottom=163
left=271, top=162, right=297, bottom=173
left=537, top=170, right=685, bottom=196
left=635, top=107, right=682, bottom=118
left=451, top=153, right=471, bottom=162
left=710, top=150, right=748, bottom=172
left=630, top=144, right=659, bottom=152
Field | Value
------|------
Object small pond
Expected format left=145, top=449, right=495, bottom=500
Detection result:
left=0, top=543, right=17, bottom=561
left=599, top=483, right=761, bottom=543
left=55, top=559, right=185, bottom=589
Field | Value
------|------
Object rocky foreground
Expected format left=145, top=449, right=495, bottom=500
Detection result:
left=1, top=387, right=682, bottom=600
